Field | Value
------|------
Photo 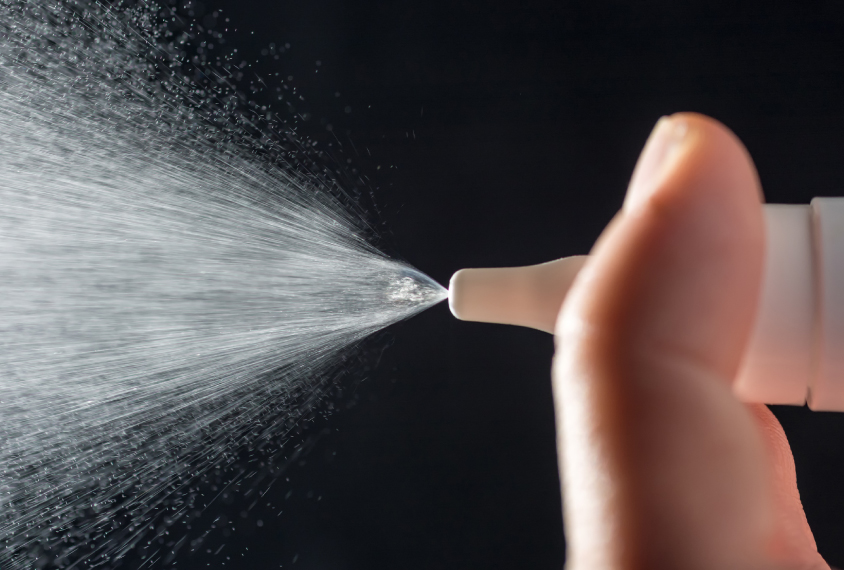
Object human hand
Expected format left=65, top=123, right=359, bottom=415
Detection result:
left=553, top=113, right=830, bottom=570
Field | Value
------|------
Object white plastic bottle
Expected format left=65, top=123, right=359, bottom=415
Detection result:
left=449, top=199, right=844, bottom=410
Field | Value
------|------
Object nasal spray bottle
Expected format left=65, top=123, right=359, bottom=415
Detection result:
left=448, top=199, right=844, bottom=411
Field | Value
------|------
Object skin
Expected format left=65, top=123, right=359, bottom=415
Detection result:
left=552, top=113, right=830, bottom=570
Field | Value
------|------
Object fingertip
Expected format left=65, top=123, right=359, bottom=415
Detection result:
left=563, top=111, right=766, bottom=380
left=626, top=113, right=764, bottom=217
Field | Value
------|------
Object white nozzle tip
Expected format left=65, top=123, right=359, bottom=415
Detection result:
left=448, top=269, right=470, bottom=320
left=446, top=256, right=588, bottom=334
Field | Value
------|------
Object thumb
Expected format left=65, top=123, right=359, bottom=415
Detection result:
left=553, top=113, right=823, bottom=569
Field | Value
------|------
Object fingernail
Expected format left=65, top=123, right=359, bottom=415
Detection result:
left=624, top=115, right=693, bottom=212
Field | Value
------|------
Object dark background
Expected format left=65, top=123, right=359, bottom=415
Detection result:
left=162, top=1, right=844, bottom=568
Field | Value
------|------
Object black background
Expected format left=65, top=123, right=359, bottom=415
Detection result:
left=158, top=1, right=844, bottom=568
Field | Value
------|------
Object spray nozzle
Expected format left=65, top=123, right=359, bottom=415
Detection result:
left=448, top=256, right=588, bottom=334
